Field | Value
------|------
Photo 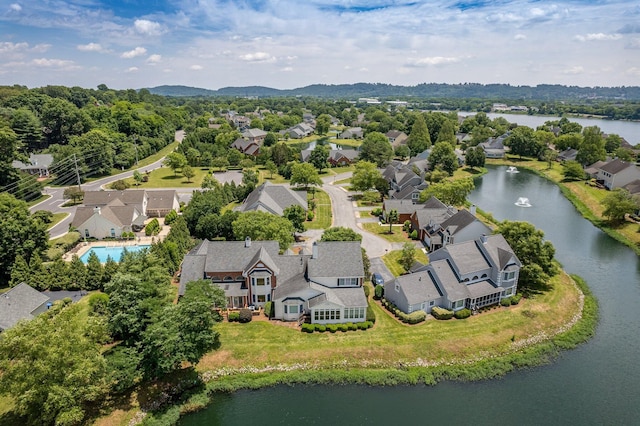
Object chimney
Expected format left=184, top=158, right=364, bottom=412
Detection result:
left=245, top=236, right=251, bottom=247
left=94, top=206, right=101, bottom=215
left=480, top=234, right=487, bottom=244
left=470, top=204, right=476, bottom=217
left=312, top=241, right=318, bottom=259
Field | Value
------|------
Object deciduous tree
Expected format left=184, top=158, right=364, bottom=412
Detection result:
left=419, top=178, right=474, bottom=206
left=360, top=131, right=393, bottom=167
left=351, top=160, right=382, bottom=192
left=601, top=188, right=639, bottom=224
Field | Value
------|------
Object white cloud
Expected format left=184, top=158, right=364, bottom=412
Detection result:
left=563, top=66, right=584, bottom=75
left=626, top=67, right=640, bottom=77
left=126, top=67, right=139, bottom=73
left=514, top=34, right=526, bottom=40
left=574, top=33, right=622, bottom=42
left=281, top=67, right=293, bottom=72
left=121, top=47, right=147, bottom=58
left=9, top=3, right=21, bottom=12
left=626, top=38, right=640, bottom=49
left=239, top=52, right=276, bottom=63
left=31, top=58, right=78, bottom=70
left=0, top=41, right=28, bottom=53
left=77, top=43, right=103, bottom=52
left=134, top=19, right=163, bottom=36
left=190, top=64, right=203, bottom=70
left=405, top=56, right=461, bottom=67
left=147, top=54, right=162, bottom=64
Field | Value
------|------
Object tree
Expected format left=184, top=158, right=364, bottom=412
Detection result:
left=232, top=211, right=295, bottom=250
left=242, top=169, right=259, bottom=188
left=419, top=178, right=474, bottom=206
left=555, top=133, right=583, bottom=152
left=86, top=251, right=104, bottom=290
left=399, top=242, right=416, bottom=273
left=164, top=151, right=187, bottom=176
left=315, top=114, right=331, bottom=135
left=562, top=161, right=585, bottom=181
left=497, top=220, right=557, bottom=291
left=506, top=126, right=542, bottom=159
left=69, top=129, right=116, bottom=176
left=182, top=164, right=196, bottom=182
left=283, top=204, right=307, bottom=233
left=133, top=170, right=143, bottom=186
left=428, top=142, right=459, bottom=175
left=387, top=209, right=399, bottom=234
left=601, top=188, right=639, bottom=224
left=0, top=126, right=22, bottom=188
left=604, top=134, right=622, bottom=153
left=351, top=160, right=382, bottom=192
left=265, top=159, right=278, bottom=178
left=271, top=142, right=293, bottom=166
left=394, top=144, right=410, bottom=160
left=290, top=162, right=322, bottom=189
left=359, top=131, right=393, bottom=167
left=263, top=132, right=278, bottom=147
left=211, top=156, right=230, bottom=172
left=435, top=119, right=456, bottom=146
left=407, top=113, right=431, bottom=156
left=0, top=303, right=110, bottom=426
left=465, top=146, right=486, bottom=170
left=320, top=226, right=362, bottom=242
left=0, top=193, right=49, bottom=286
left=576, top=126, right=606, bottom=165
left=309, top=144, right=329, bottom=172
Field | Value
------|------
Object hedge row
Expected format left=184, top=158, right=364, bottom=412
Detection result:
left=228, top=308, right=253, bottom=323
left=500, top=294, right=523, bottom=307
left=454, top=308, right=471, bottom=319
left=381, top=299, right=426, bottom=324
left=431, top=306, right=454, bottom=320
left=301, top=322, right=373, bottom=333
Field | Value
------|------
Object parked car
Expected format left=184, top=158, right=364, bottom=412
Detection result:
left=371, top=272, right=384, bottom=286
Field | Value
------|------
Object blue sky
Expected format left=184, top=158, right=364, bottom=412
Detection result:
left=1, top=0, right=638, bottom=90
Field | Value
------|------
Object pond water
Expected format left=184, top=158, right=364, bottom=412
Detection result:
left=180, top=166, right=640, bottom=425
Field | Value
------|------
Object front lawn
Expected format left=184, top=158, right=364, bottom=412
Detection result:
left=122, top=166, right=209, bottom=188
left=381, top=247, right=429, bottom=276
left=362, top=223, right=411, bottom=243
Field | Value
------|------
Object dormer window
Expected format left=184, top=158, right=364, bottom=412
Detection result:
left=503, top=271, right=516, bottom=281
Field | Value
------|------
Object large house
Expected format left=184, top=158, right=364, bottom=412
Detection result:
left=385, top=130, right=408, bottom=148
left=385, top=234, right=521, bottom=315
left=284, top=123, right=315, bottom=139
left=235, top=181, right=307, bottom=216
left=382, top=161, right=428, bottom=202
left=339, top=127, right=363, bottom=139
left=300, top=148, right=359, bottom=166
left=596, top=159, right=640, bottom=190
left=231, top=138, right=260, bottom=156
left=479, top=133, right=510, bottom=158
left=179, top=239, right=367, bottom=324
left=421, top=207, right=492, bottom=252
left=242, top=128, right=268, bottom=145
left=72, top=189, right=179, bottom=239
left=12, top=153, right=54, bottom=177
left=0, top=283, right=50, bottom=332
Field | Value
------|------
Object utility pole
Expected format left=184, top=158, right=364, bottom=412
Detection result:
left=73, top=153, right=82, bottom=191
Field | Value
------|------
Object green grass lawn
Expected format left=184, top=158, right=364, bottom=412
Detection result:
left=46, top=231, right=81, bottom=260
left=381, top=248, right=429, bottom=276
left=110, top=141, right=180, bottom=175
left=306, top=189, right=332, bottom=230
left=122, top=166, right=209, bottom=188
left=257, top=167, right=288, bottom=184
left=47, top=212, right=68, bottom=230
left=328, top=165, right=356, bottom=175
left=362, top=223, right=411, bottom=243
left=27, top=193, right=51, bottom=207
left=197, top=270, right=581, bottom=372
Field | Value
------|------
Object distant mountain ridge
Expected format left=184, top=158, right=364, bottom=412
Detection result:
left=147, top=83, right=640, bottom=101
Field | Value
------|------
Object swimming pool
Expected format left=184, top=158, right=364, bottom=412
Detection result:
left=79, top=245, right=151, bottom=263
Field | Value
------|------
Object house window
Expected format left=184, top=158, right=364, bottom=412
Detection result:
left=110, top=228, right=115, bottom=237
left=289, top=305, right=298, bottom=314
left=85, top=229, right=90, bottom=238
left=452, top=300, right=464, bottom=309
left=314, top=311, right=319, bottom=321
left=255, top=277, right=266, bottom=286
left=257, top=295, right=266, bottom=303
left=429, top=300, right=435, bottom=307
left=503, top=271, right=516, bottom=281
left=338, top=278, right=358, bottom=286
left=504, top=287, right=514, bottom=296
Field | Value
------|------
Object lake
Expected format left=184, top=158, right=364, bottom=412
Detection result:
left=181, top=166, right=640, bottom=425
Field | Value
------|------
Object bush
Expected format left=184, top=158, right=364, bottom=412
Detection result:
left=431, top=306, right=454, bottom=320
left=410, top=230, right=418, bottom=240
left=511, top=293, right=523, bottom=305
left=238, top=308, right=253, bottom=323
left=500, top=297, right=512, bottom=307
left=403, top=220, right=411, bottom=232
left=347, top=322, right=357, bottom=331
left=357, top=321, right=373, bottom=330
left=454, top=308, right=471, bottom=319
left=403, top=310, right=427, bottom=324
left=306, top=211, right=315, bottom=221
left=339, top=324, right=349, bottom=332
left=301, top=323, right=314, bottom=333
left=371, top=207, right=383, bottom=217
left=88, top=293, right=109, bottom=316
left=327, top=324, right=338, bottom=333
left=145, top=218, right=161, bottom=236
left=374, top=284, right=384, bottom=300
left=228, top=312, right=240, bottom=322
left=315, top=324, right=326, bottom=332
left=164, top=210, right=178, bottom=225
left=111, top=179, right=130, bottom=190
left=366, top=305, right=376, bottom=323
left=363, top=285, right=370, bottom=298
left=263, top=301, right=273, bottom=318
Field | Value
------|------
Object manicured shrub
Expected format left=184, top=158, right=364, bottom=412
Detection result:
left=410, top=230, right=418, bottom=240
left=347, top=322, right=357, bottom=331
left=145, top=218, right=161, bottom=236
left=164, top=209, right=178, bottom=225
left=403, top=311, right=427, bottom=324
left=339, top=324, right=349, bottom=332
left=315, top=324, right=326, bottom=332
left=511, top=293, right=523, bottom=305
left=263, top=301, right=273, bottom=318
left=454, top=308, right=472, bottom=319
left=228, top=312, right=240, bottom=322
left=371, top=207, right=383, bottom=217
left=327, top=324, right=338, bottom=333
left=307, top=211, right=315, bottom=221
left=374, top=285, right=384, bottom=300
left=363, top=285, right=370, bottom=298
left=366, top=305, right=376, bottom=323
left=238, top=308, right=253, bottom=323
left=301, top=323, right=314, bottom=333
left=500, top=297, right=512, bottom=307
left=431, top=306, right=454, bottom=320
left=403, top=220, right=411, bottom=232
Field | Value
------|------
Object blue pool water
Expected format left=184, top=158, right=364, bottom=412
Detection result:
left=79, top=245, right=150, bottom=263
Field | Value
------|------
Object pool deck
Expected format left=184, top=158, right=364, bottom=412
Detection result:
left=64, top=228, right=169, bottom=261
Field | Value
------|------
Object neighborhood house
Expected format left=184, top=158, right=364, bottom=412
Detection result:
left=179, top=239, right=367, bottom=325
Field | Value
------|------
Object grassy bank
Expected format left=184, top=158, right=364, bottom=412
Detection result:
left=137, top=270, right=597, bottom=425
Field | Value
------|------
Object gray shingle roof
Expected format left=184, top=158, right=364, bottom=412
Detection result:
left=0, top=283, right=50, bottom=331
left=430, top=259, right=469, bottom=301
left=236, top=182, right=307, bottom=216
left=307, top=241, right=364, bottom=279
left=600, top=159, right=635, bottom=175
left=146, top=190, right=178, bottom=212
left=392, top=271, right=442, bottom=305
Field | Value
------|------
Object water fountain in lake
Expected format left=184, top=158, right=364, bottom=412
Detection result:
left=506, top=166, right=519, bottom=173
left=514, top=197, right=531, bottom=207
